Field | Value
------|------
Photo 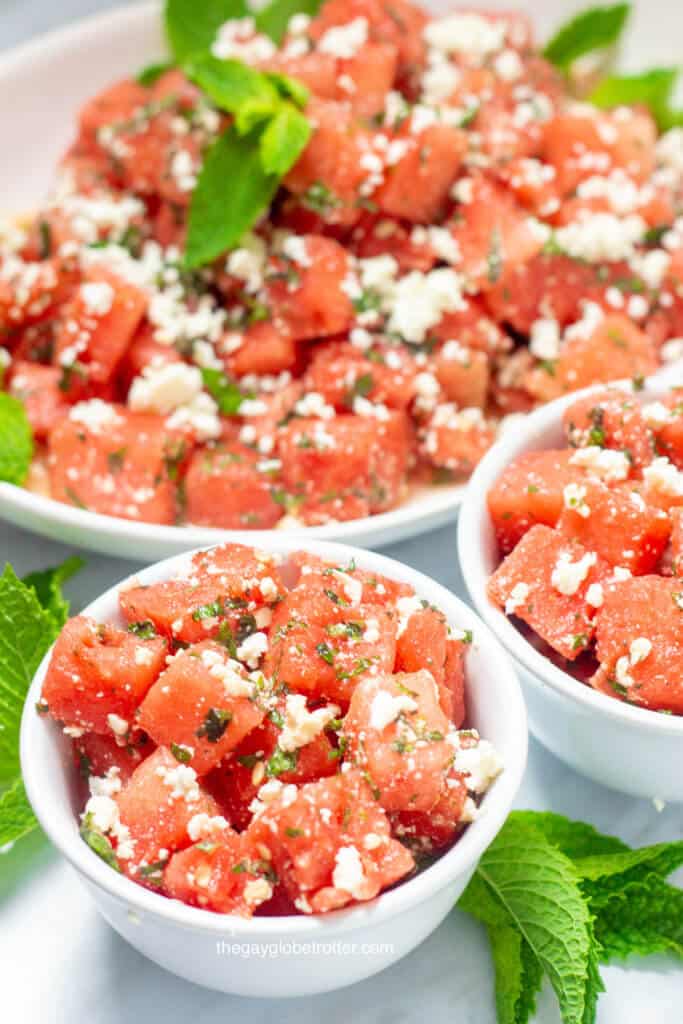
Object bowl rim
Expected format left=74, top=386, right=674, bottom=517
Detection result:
left=21, top=536, right=527, bottom=936
left=458, top=371, right=683, bottom=738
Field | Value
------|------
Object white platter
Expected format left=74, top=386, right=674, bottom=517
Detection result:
left=1, top=0, right=682, bottom=561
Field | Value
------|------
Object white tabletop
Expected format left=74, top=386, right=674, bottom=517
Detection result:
left=1, top=2, right=682, bottom=1020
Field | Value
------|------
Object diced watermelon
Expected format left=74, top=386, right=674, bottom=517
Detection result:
left=563, top=388, right=655, bottom=471
left=592, top=575, right=683, bottom=713
left=487, top=523, right=609, bottom=660
left=558, top=479, right=670, bottom=575
left=343, top=670, right=453, bottom=813
left=165, top=827, right=276, bottom=914
left=137, top=641, right=265, bottom=775
left=8, top=361, right=71, bottom=439
left=487, top=449, right=587, bottom=554
left=265, top=235, right=353, bottom=340
left=41, top=615, right=167, bottom=734
left=184, top=442, right=283, bottom=529
left=377, top=121, right=466, bottom=223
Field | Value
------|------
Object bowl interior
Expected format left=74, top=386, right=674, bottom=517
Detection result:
left=22, top=537, right=527, bottom=933
left=459, top=378, right=683, bottom=735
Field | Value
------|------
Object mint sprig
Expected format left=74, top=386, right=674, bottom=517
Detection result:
left=543, top=3, right=631, bottom=70
left=0, top=559, right=82, bottom=848
left=590, top=68, right=680, bottom=130
left=255, top=0, right=322, bottom=45
left=0, top=393, right=33, bottom=486
left=459, top=811, right=683, bottom=1024
left=165, top=0, right=248, bottom=62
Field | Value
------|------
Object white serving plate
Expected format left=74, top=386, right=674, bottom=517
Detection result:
left=21, top=537, right=527, bottom=996
left=1, top=0, right=683, bottom=561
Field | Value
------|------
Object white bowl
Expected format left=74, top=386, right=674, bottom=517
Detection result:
left=458, top=374, right=683, bottom=803
left=2, top=0, right=683, bottom=558
left=21, top=537, right=527, bottom=997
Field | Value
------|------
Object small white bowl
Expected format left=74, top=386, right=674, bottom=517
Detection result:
left=21, top=538, right=526, bottom=997
left=458, top=376, right=683, bottom=804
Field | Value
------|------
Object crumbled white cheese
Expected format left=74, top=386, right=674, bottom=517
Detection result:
left=106, top=713, right=128, bottom=737
left=453, top=739, right=503, bottom=793
left=551, top=551, right=597, bottom=597
left=69, top=399, right=122, bottom=434
left=563, top=482, right=591, bottom=518
left=569, top=446, right=630, bottom=482
left=332, top=845, right=366, bottom=898
left=318, top=17, right=368, bottom=59
left=278, top=694, right=340, bottom=752
left=369, top=689, right=418, bottom=731
left=187, top=813, right=229, bottom=842
left=643, top=457, right=683, bottom=497
left=529, top=317, right=561, bottom=360
left=236, top=631, right=269, bottom=669
left=156, top=763, right=200, bottom=802
left=424, top=13, right=505, bottom=57
left=556, top=213, right=646, bottom=263
left=505, top=582, right=529, bottom=615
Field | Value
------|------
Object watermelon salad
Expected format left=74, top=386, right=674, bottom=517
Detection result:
left=4, top=2, right=683, bottom=529
left=487, top=383, right=683, bottom=716
left=38, top=542, right=502, bottom=916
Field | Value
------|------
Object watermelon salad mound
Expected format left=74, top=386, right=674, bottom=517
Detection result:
left=487, top=384, right=683, bottom=716
left=38, top=542, right=502, bottom=916
left=4, top=2, right=683, bottom=529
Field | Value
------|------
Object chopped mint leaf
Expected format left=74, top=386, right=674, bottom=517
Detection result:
left=201, top=367, right=245, bottom=415
left=543, top=3, right=631, bottom=71
left=265, top=746, right=298, bottom=777
left=185, top=125, right=280, bottom=268
left=80, top=814, right=121, bottom=872
left=136, top=60, right=175, bottom=86
left=256, top=0, right=322, bottom=44
left=0, top=392, right=33, bottom=486
left=165, top=0, right=248, bottom=62
left=195, top=707, right=233, bottom=742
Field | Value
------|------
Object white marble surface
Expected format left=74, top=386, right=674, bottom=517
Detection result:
left=1, top=1, right=682, bottom=1019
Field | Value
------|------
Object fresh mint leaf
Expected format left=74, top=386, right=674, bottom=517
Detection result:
left=589, top=874, right=683, bottom=961
left=459, top=816, right=604, bottom=1024
left=165, top=0, right=247, bottom=62
left=590, top=68, right=679, bottom=130
left=260, top=103, right=311, bottom=176
left=486, top=922, right=543, bottom=1024
left=265, top=70, right=310, bottom=109
left=0, top=777, right=37, bottom=848
left=0, top=565, right=59, bottom=783
left=510, top=811, right=627, bottom=860
left=136, top=60, right=175, bottom=86
left=256, top=0, right=322, bottom=45
left=544, top=3, right=631, bottom=70
left=0, top=392, right=33, bottom=486
left=22, top=556, right=84, bottom=631
left=185, top=125, right=279, bottom=268
left=576, top=840, right=683, bottom=884
left=80, top=815, right=121, bottom=872
left=184, top=53, right=279, bottom=116
left=201, top=368, right=245, bottom=415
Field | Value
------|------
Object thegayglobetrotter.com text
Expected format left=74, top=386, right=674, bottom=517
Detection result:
left=215, top=939, right=395, bottom=959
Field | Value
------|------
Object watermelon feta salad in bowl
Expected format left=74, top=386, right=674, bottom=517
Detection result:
left=4, top=0, right=683, bottom=558
left=21, top=538, right=526, bottom=996
left=458, top=373, right=683, bottom=803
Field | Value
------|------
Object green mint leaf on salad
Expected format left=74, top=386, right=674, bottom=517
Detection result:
left=136, top=60, right=176, bottom=86
left=544, top=3, right=631, bottom=71
left=185, top=125, right=280, bottom=268
left=184, top=53, right=280, bottom=116
left=0, top=392, right=33, bottom=486
left=165, top=0, right=247, bottom=62
left=590, top=68, right=679, bottom=130
left=256, top=0, right=323, bottom=45
left=265, top=70, right=310, bottom=109
left=260, top=103, right=311, bottom=176
left=201, top=367, right=246, bottom=415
